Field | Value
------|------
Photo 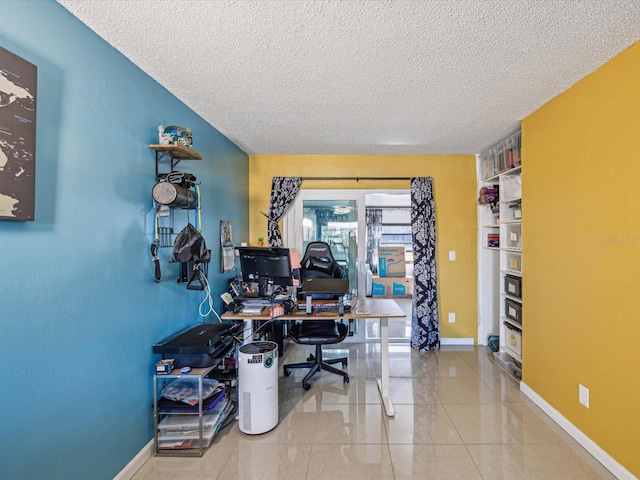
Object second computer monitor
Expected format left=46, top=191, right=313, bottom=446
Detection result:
left=237, top=247, right=293, bottom=296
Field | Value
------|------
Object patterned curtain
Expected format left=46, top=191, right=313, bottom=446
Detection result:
left=365, top=208, right=383, bottom=275
left=267, top=177, right=302, bottom=247
left=411, top=177, right=440, bottom=351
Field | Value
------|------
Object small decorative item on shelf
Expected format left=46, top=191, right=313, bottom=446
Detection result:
left=478, top=185, right=498, bottom=208
left=158, top=125, right=172, bottom=144
left=257, top=236, right=264, bottom=247
left=160, top=125, right=193, bottom=148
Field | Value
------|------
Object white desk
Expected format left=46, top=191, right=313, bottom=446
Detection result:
left=222, top=297, right=406, bottom=416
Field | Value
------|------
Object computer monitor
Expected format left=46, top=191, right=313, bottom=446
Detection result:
left=237, top=247, right=293, bottom=296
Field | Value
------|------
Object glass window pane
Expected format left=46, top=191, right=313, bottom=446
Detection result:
left=302, top=199, right=358, bottom=294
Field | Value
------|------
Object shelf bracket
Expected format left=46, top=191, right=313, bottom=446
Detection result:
left=150, top=144, right=203, bottom=179
left=154, top=151, right=184, bottom=178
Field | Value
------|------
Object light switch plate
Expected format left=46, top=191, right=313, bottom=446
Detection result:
left=579, top=384, right=589, bottom=408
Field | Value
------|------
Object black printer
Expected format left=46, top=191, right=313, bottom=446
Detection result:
left=153, top=322, right=242, bottom=368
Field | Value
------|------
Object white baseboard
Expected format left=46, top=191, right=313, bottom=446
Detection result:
left=113, top=439, right=154, bottom=480
left=441, top=337, right=474, bottom=345
left=520, top=382, right=637, bottom=480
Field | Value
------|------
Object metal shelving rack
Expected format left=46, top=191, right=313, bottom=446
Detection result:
left=153, top=365, right=217, bottom=457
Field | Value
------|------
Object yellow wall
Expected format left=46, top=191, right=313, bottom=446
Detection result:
left=249, top=155, right=478, bottom=340
left=523, top=41, right=640, bottom=476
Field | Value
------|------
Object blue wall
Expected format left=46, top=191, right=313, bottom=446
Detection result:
left=0, top=2, right=249, bottom=478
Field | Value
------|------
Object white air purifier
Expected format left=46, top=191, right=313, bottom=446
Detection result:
left=238, top=341, right=279, bottom=434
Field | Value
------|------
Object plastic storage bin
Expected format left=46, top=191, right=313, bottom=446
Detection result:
left=504, top=275, right=522, bottom=299
left=505, top=298, right=522, bottom=324
left=504, top=322, right=522, bottom=357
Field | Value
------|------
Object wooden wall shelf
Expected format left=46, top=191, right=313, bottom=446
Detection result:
left=149, top=144, right=202, bottom=160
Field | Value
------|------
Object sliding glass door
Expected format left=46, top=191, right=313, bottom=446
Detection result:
left=284, top=191, right=365, bottom=297
left=284, top=189, right=412, bottom=343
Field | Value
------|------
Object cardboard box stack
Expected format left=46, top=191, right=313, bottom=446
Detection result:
left=372, top=246, right=412, bottom=297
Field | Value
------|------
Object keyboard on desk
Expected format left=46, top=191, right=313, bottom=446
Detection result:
left=237, top=295, right=291, bottom=306
left=237, top=296, right=273, bottom=305
left=296, top=298, right=354, bottom=311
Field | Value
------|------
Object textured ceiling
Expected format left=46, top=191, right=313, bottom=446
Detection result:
left=58, top=0, right=639, bottom=155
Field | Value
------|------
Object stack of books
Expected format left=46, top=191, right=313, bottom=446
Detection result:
left=487, top=233, right=500, bottom=248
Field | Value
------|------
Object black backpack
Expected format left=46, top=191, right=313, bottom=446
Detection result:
left=171, top=223, right=211, bottom=263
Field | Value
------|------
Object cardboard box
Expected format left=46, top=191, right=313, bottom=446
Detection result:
left=371, top=277, right=391, bottom=296
left=156, top=359, right=174, bottom=374
left=378, top=246, right=406, bottom=277
left=391, top=277, right=413, bottom=297
left=371, top=276, right=413, bottom=297
left=371, top=280, right=388, bottom=296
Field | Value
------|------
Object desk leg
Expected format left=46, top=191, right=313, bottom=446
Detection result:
left=243, top=319, right=253, bottom=344
left=376, top=317, right=395, bottom=417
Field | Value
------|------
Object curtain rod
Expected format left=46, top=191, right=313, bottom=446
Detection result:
left=300, top=176, right=412, bottom=181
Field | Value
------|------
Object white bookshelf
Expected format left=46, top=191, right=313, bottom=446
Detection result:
left=478, top=130, right=523, bottom=380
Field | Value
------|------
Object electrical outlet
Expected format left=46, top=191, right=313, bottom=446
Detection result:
left=579, top=384, right=589, bottom=408
left=449, top=250, right=456, bottom=261
left=448, top=312, right=456, bottom=323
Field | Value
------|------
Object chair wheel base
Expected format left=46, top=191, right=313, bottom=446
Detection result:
left=283, top=336, right=349, bottom=390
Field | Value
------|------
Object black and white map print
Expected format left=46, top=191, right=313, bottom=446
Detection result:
left=0, top=46, right=37, bottom=221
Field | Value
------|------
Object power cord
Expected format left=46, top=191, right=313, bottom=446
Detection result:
left=239, top=316, right=282, bottom=347
left=196, top=268, right=222, bottom=322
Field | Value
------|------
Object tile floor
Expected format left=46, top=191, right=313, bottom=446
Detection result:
left=132, top=343, right=617, bottom=480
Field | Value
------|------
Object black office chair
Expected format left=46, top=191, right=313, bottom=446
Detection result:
left=283, top=242, right=349, bottom=390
